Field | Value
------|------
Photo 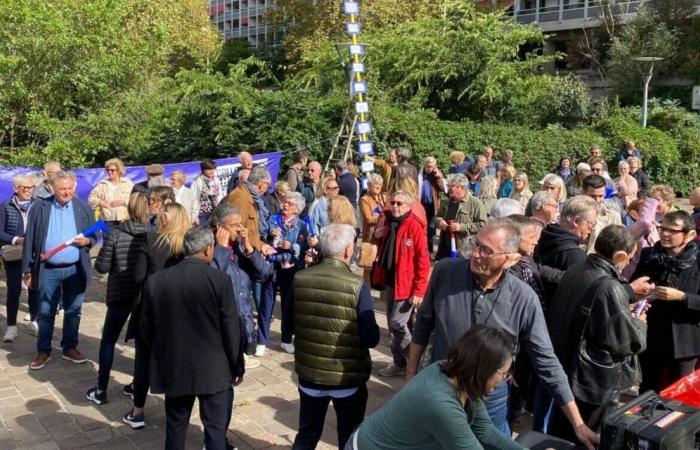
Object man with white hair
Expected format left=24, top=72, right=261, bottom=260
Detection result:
left=34, top=161, right=61, bottom=200
left=22, top=171, right=95, bottom=370
left=226, top=150, right=255, bottom=194
left=434, top=173, right=486, bottom=260
left=490, top=198, right=524, bottom=218
left=292, top=223, right=380, bottom=449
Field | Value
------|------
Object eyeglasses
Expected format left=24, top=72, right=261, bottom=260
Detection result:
left=225, top=222, right=246, bottom=229
left=326, top=186, right=339, bottom=191
left=389, top=200, right=406, bottom=206
left=659, top=226, right=688, bottom=235
left=543, top=202, right=558, bottom=209
left=106, top=168, right=118, bottom=173
left=584, top=218, right=597, bottom=229
left=496, top=366, right=513, bottom=381
left=17, top=185, right=35, bottom=190
left=471, top=240, right=511, bottom=258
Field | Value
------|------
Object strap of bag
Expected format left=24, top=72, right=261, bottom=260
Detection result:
left=570, top=275, right=615, bottom=349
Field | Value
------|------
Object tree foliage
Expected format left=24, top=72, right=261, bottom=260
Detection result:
left=0, top=0, right=219, bottom=161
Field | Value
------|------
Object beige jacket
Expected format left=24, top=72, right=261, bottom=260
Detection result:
left=586, top=203, right=622, bottom=253
left=88, top=179, right=134, bottom=221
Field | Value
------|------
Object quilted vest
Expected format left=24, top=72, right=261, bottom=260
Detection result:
left=293, top=257, right=372, bottom=386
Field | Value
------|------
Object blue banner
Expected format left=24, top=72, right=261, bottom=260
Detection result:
left=0, top=152, right=282, bottom=201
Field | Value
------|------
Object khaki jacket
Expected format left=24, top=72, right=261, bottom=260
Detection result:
left=88, top=179, right=134, bottom=222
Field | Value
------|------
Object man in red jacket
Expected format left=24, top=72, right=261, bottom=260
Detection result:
left=373, top=190, right=430, bottom=377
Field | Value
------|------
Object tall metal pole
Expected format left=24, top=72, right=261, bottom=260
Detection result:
left=641, top=63, right=654, bottom=129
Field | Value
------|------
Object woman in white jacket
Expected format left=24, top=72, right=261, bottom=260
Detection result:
left=88, top=158, right=134, bottom=224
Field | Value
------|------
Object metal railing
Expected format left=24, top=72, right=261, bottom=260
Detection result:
left=509, top=0, right=698, bottom=24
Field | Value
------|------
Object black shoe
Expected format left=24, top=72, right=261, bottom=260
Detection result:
left=122, top=411, right=145, bottom=430
left=121, top=383, right=134, bottom=401
left=86, top=387, right=108, bottom=405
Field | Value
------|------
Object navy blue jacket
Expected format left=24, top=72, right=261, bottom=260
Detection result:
left=21, top=197, right=95, bottom=287
left=337, top=171, right=359, bottom=208
left=0, top=196, right=35, bottom=244
left=211, top=243, right=272, bottom=305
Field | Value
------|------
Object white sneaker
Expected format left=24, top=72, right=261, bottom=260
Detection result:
left=244, top=354, right=260, bottom=369
left=378, top=363, right=406, bottom=377
left=3, top=326, right=18, bottom=343
left=280, top=342, right=295, bottom=354
left=23, top=313, right=31, bottom=322
left=28, top=321, right=38, bottom=336
left=254, top=345, right=266, bottom=357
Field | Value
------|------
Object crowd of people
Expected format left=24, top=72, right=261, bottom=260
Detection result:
left=1, top=143, right=700, bottom=450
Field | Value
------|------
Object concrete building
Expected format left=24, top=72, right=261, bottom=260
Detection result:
left=209, top=0, right=276, bottom=47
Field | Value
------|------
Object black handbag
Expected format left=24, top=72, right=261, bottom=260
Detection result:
left=568, top=276, right=627, bottom=404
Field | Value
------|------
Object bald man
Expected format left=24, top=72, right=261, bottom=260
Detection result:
left=298, top=161, right=322, bottom=216
left=227, top=151, right=255, bottom=194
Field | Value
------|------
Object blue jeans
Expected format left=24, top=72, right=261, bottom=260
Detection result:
left=37, top=263, right=86, bottom=353
left=533, top=383, right=554, bottom=433
left=97, top=303, right=132, bottom=391
left=255, top=279, right=275, bottom=345
left=484, top=381, right=511, bottom=436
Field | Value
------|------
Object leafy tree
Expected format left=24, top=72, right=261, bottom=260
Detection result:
left=606, top=10, right=679, bottom=104
left=0, top=0, right=219, bottom=161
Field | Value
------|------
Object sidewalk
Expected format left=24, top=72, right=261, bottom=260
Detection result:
left=0, top=270, right=403, bottom=449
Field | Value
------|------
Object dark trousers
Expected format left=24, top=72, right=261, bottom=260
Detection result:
left=3, top=260, right=39, bottom=326
left=97, top=303, right=132, bottom=391
left=277, top=268, right=296, bottom=344
left=422, top=203, right=435, bottom=254
left=255, top=279, right=275, bottom=345
left=165, top=388, right=231, bottom=450
left=132, top=335, right=151, bottom=409
left=549, top=397, right=613, bottom=446
left=640, top=351, right=697, bottom=393
left=293, top=384, right=368, bottom=450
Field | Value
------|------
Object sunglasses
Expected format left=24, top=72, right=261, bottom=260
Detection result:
left=390, top=200, right=406, bottom=206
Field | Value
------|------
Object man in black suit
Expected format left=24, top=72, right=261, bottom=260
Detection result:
left=140, top=226, right=243, bottom=450
left=22, top=171, right=95, bottom=370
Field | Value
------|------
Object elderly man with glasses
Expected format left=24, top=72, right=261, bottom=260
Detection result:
left=407, top=218, right=600, bottom=450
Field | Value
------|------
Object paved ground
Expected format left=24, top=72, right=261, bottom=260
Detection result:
left=0, top=266, right=406, bottom=450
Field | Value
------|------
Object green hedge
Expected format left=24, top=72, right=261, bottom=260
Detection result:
left=372, top=103, right=700, bottom=195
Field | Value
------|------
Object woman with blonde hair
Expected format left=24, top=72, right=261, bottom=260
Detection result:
left=449, top=150, right=472, bottom=174
left=121, top=202, right=191, bottom=430
left=477, top=176, right=499, bottom=216
left=328, top=196, right=357, bottom=228
left=497, top=165, right=516, bottom=199
left=614, top=160, right=639, bottom=208
left=88, top=158, right=134, bottom=225
left=170, top=170, right=197, bottom=224
left=510, top=172, right=533, bottom=210
left=309, top=176, right=340, bottom=233
left=540, top=173, right=568, bottom=204
left=264, top=180, right=291, bottom=217
left=86, top=192, right=150, bottom=405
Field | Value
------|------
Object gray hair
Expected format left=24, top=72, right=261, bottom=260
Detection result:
left=335, top=159, right=348, bottom=171
left=239, top=151, right=252, bottom=161
left=481, top=217, right=521, bottom=253
left=285, top=191, right=306, bottom=213
left=391, top=190, right=413, bottom=204
left=44, top=161, right=61, bottom=171
left=249, top=166, right=271, bottom=185
left=183, top=225, right=214, bottom=256
left=447, top=173, right=468, bottom=187
left=12, top=174, right=34, bottom=188
left=477, top=176, right=499, bottom=200
left=474, top=155, right=486, bottom=164
left=209, top=204, right=242, bottom=228
left=530, top=191, right=555, bottom=212
left=560, top=196, right=597, bottom=225
left=423, top=156, right=437, bottom=165
left=48, top=170, right=77, bottom=187
left=367, top=173, right=383, bottom=187
left=618, top=160, right=630, bottom=169
left=490, top=198, right=524, bottom=218
left=395, top=147, right=411, bottom=161
left=319, top=224, right=355, bottom=258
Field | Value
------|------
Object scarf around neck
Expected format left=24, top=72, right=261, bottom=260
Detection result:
left=647, top=241, right=698, bottom=288
left=380, top=212, right=409, bottom=273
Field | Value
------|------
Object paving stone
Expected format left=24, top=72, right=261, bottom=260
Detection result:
left=0, top=267, right=398, bottom=449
